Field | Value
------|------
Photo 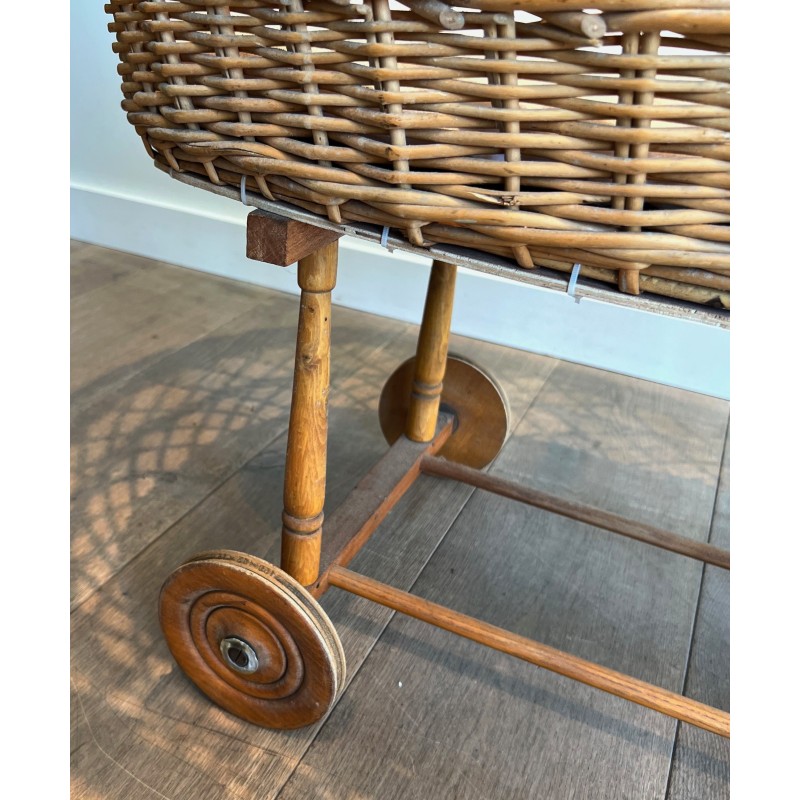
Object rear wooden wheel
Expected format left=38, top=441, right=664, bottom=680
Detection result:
left=159, top=550, right=345, bottom=729
left=379, top=354, right=510, bottom=469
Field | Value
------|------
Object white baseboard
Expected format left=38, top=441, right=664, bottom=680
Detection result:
left=71, top=184, right=729, bottom=399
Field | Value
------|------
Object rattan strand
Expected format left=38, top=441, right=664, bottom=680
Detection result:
left=106, top=1, right=730, bottom=309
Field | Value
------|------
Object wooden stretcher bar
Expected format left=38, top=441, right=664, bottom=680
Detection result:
left=312, top=415, right=455, bottom=595
left=420, top=454, right=730, bottom=569
left=326, top=563, right=730, bottom=737
left=239, top=209, right=730, bottom=739
left=157, top=205, right=729, bottom=740
left=303, top=415, right=729, bottom=737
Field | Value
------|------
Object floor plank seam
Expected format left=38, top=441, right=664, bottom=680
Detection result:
left=271, top=485, right=480, bottom=799
left=71, top=298, right=262, bottom=416
left=71, top=304, right=416, bottom=616
left=71, top=246, right=177, bottom=304
left=662, top=415, right=729, bottom=800
left=269, top=363, right=558, bottom=798
left=72, top=244, right=730, bottom=798
left=72, top=677, right=297, bottom=764
left=71, top=678, right=181, bottom=800
left=70, top=418, right=292, bottom=617
left=397, top=353, right=557, bottom=605
left=662, top=589, right=703, bottom=799
left=385, top=351, right=556, bottom=617
left=268, top=357, right=558, bottom=798
left=75, top=243, right=277, bottom=305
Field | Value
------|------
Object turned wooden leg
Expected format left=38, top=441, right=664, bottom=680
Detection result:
left=406, top=260, right=458, bottom=443
left=281, top=241, right=338, bottom=585
left=245, top=209, right=343, bottom=586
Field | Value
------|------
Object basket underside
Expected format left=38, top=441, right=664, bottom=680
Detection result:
left=107, top=1, right=730, bottom=311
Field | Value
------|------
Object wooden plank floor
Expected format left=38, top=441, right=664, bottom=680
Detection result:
left=71, top=242, right=730, bottom=799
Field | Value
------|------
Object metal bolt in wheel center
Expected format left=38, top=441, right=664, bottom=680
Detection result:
left=159, top=550, right=346, bottom=728
left=220, top=636, right=259, bottom=674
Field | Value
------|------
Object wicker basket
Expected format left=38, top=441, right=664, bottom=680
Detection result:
left=105, top=1, right=730, bottom=310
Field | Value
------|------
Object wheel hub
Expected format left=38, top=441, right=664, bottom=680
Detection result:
left=220, top=636, right=259, bottom=674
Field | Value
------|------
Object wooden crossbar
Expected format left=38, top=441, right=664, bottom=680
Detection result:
left=328, top=565, right=730, bottom=738
left=311, top=414, right=454, bottom=596
left=421, top=455, right=730, bottom=569
left=309, top=421, right=729, bottom=737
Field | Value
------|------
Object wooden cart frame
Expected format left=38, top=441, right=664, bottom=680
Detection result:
left=158, top=210, right=730, bottom=738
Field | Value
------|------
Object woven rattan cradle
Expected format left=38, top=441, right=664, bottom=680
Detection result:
left=105, top=0, right=730, bottom=741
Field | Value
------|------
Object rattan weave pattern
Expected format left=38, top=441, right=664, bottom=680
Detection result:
left=106, top=1, right=730, bottom=308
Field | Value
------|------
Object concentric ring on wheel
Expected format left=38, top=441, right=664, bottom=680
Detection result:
left=159, top=549, right=345, bottom=729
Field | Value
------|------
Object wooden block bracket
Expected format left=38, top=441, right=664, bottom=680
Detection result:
left=247, top=208, right=343, bottom=586
left=246, top=209, right=342, bottom=267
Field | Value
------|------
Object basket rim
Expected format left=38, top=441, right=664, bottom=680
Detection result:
left=157, top=161, right=729, bottom=329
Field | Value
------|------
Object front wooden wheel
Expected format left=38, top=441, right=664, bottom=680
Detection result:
left=379, top=354, right=510, bottom=469
left=159, top=550, right=345, bottom=729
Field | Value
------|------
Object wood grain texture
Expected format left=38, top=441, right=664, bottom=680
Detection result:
left=71, top=296, right=299, bottom=608
left=71, top=668, right=282, bottom=800
left=421, top=455, right=730, bottom=568
left=328, top=566, right=728, bottom=736
left=405, top=260, right=457, bottom=443
left=276, top=361, right=728, bottom=800
left=380, top=356, right=510, bottom=469
left=281, top=242, right=338, bottom=585
left=666, top=429, right=730, bottom=799
left=70, top=242, right=154, bottom=299
left=246, top=209, right=342, bottom=267
left=71, top=243, right=554, bottom=799
left=71, top=244, right=729, bottom=800
left=70, top=248, right=401, bottom=608
left=70, top=302, right=424, bottom=795
left=71, top=244, right=259, bottom=408
left=160, top=551, right=345, bottom=728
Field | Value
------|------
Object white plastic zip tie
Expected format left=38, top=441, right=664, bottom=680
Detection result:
left=240, top=174, right=248, bottom=206
left=567, top=262, right=582, bottom=301
left=380, top=225, right=390, bottom=249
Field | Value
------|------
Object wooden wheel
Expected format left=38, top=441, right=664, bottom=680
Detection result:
left=159, top=550, right=345, bottom=729
left=379, top=354, right=510, bottom=469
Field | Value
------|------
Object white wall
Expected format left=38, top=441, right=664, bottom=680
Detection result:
left=72, top=5, right=729, bottom=399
